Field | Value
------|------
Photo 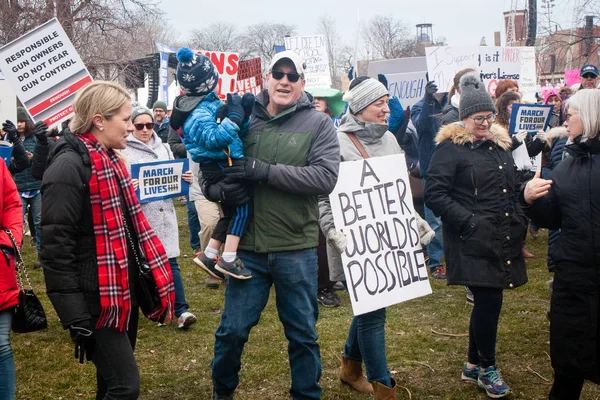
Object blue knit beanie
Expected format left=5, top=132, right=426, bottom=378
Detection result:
left=176, top=47, right=219, bottom=96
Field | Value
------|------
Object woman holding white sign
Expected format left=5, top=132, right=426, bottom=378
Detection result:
left=425, top=73, right=527, bottom=398
left=122, top=105, right=197, bottom=330
left=319, top=76, right=434, bottom=399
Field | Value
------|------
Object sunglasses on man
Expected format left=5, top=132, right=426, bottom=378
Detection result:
left=271, top=70, right=301, bottom=83
left=582, top=73, right=598, bottom=79
left=134, top=123, right=154, bottom=130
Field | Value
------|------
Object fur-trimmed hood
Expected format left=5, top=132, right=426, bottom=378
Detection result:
left=545, top=126, right=569, bottom=145
left=435, top=122, right=512, bottom=151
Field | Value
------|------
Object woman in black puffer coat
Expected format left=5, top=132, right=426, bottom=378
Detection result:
left=425, top=73, right=527, bottom=399
left=522, top=89, right=600, bottom=399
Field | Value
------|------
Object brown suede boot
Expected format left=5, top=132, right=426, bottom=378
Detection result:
left=372, top=378, right=397, bottom=400
left=339, top=356, right=373, bottom=394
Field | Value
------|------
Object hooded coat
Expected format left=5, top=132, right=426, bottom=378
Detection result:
left=522, top=136, right=600, bottom=383
left=122, top=132, right=180, bottom=259
left=425, top=122, right=528, bottom=289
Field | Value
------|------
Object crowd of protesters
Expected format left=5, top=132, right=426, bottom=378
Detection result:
left=0, top=47, right=599, bottom=400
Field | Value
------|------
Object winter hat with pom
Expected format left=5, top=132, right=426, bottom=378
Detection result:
left=176, top=47, right=219, bottom=96
left=343, top=77, right=388, bottom=114
left=458, top=72, right=496, bottom=120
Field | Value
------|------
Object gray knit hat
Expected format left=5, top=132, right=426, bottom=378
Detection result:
left=131, top=104, right=154, bottom=124
left=343, top=77, right=389, bottom=114
left=459, top=73, right=496, bottom=120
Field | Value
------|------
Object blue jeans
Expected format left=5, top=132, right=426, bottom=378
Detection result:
left=186, top=194, right=201, bottom=250
left=211, top=249, right=321, bottom=399
left=344, top=308, right=391, bottom=387
left=0, top=310, right=15, bottom=400
left=168, top=258, right=189, bottom=318
left=422, top=178, right=443, bottom=269
left=21, top=193, right=41, bottom=254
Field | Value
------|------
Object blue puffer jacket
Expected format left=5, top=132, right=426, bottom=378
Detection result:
left=183, top=92, right=249, bottom=163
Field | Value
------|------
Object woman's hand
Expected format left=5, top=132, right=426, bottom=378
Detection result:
left=131, top=179, right=139, bottom=191
left=524, top=170, right=552, bottom=204
left=182, top=170, right=193, bottom=184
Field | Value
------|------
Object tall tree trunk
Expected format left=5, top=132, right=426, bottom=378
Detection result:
left=526, top=0, right=537, bottom=46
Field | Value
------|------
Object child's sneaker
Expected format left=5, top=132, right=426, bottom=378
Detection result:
left=193, top=253, right=225, bottom=280
left=477, top=365, right=512, bottom=398
left=177, top=312, right=197, bottom=330
left=461, top=362, right=480, bottom=383
left=216, top=257, right=252, bottom=280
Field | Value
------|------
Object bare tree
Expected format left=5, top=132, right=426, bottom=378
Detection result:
left=317, top=16, right=341, bottom=89
left=190, top=22, right=240, bottom=52
left=241, top=22, right=296, bottom=69
left=363, top=15, right=419, bottom=59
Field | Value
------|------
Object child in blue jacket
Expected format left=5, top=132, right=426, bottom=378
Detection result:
left=170, top=47, right=254, bottom=280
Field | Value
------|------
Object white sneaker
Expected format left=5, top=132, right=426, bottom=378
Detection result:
left=177, top=312, right=197, bottom=330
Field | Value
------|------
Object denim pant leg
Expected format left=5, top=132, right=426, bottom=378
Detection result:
left=272, top=249, right=322, bottom=400
left=186, top=193, right=201, bottom=250
left=343, top=308, right=391, bottom=387
left=0, top=310, right=15, bottom=400
left=29, top=194, right=42, bottom=254
left=168, top=258, right=189, bottom=317
left=211, top=251, right=272, bottom=396
left=423, top=205, right=443, bottom=269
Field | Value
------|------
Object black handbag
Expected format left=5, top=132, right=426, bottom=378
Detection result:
left=3, top=228, right=48, bottom=333
left=121, top=215, right=162, bottom=321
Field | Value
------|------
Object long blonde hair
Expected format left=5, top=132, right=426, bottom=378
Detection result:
left=69, top=81, right=131, bottom=135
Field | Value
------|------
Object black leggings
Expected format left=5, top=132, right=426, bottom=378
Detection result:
left=467, top=287, right=503, bottom=368
left=548, top=373, right=584, bottom=400
left=93, top=308, right=140, bottom=400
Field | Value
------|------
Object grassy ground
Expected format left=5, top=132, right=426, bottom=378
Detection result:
left=12, top=202, right=600, bottom=399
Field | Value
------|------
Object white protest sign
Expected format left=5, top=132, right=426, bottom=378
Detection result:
left=513, top=144, right=542, bottom=172
left=508, top=103, right=553, bottom=134
left=387, top=71, right=427, bottom=109
left=329, top=154, right=432, bottom=316
left=284, top=35, right=331, bottom=89
left=131, top=159, right=190, bottom=203
left=425, top=46, right=537, bottom=99
left=197, top=51, right=240, bottom=100
left=0, top=18, right=93, bottom=126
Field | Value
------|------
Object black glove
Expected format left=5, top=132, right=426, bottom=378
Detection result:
left=241, top=92, right=255, bottom=125
left=206, top=176, right=250, bottom=206
left=226, top=93, right=244, bottom=127
left=225, top=157, right=270, bottom=182
left=424, top=81, right=438, bottom=101
left=377, top=73, right=388, bottom=90
left=2, top=120, right=19, bottom=144
left=70, top=321, right=95, bottom=364
left=33, top=121, right=49, bottom=144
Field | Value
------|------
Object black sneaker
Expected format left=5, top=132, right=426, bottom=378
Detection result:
left=318, top=289, right=341, bottom=307
left=212, top=388, right=233, bottom=400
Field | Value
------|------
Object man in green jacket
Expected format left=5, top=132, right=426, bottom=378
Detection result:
left=207, top=51, right=340, bottom=400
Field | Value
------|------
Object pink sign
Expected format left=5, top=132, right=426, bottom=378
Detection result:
left=565, top=69, right=580, bottom=87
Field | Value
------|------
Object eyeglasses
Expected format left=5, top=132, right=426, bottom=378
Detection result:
left=271, top=70, right=301, bottom=83
left=134, top=123, right=154, bottom=130
left=582, top=73, right=598, bottom=79
left=469, top=114, right=496, bottom=125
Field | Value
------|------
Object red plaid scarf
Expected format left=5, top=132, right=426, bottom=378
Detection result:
left=79, top=133, right=174, bottom=331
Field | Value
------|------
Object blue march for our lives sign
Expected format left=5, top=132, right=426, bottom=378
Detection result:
left=508, top=103, right=554, bottom=135
left=131, top=159, right=189, bottom=204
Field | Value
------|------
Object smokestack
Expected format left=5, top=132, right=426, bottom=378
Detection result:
left=583, top=15, right=594, bottom=57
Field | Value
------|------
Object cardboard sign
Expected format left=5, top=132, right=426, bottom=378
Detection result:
left=0, top=18, right=93, bottom=126
left=329, top=154, right=432, bottom=316
left=284, top=35, right=332, bottom=89
left=386, top=71, right=427, bottom=109
left=237, top=57, right=262, bottom=95
left=425, top=46, right=537, bottom=100
left=131, top=159, right=189, bottom=203
left=508, top=103, right=553, bottom=135
left=564, top=69, right=580, bottom=87
left=197, top=51, right=239, bottom=100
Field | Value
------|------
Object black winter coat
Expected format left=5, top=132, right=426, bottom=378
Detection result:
left=425, top=123, right=528, bottom=289
left=522, top=136, right=600, bottom=383
left=40, top=134, right=138, bottom=329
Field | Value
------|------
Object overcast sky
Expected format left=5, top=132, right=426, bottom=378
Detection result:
left=162, top=0, right=575, bottom=52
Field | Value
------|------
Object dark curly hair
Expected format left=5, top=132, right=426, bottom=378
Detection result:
left=495, top=91, right=522, bottom=129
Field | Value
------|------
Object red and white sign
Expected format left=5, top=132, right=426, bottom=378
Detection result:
left=0, top=18, right=93, bottom=126
left=197, top=51, right=239, bottom=100
left=236, top=57, right=262, bottom=95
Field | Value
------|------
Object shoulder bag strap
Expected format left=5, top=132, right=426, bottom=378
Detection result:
left=346, top=133, right=370, bottom=159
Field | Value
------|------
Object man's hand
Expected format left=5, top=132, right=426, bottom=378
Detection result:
left=225, top=157, right=270, bottom=182
left=424, top=81, right=438, bottom=101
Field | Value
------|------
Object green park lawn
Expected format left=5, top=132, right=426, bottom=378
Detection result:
left=12, top=202, right=600, bottom=399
